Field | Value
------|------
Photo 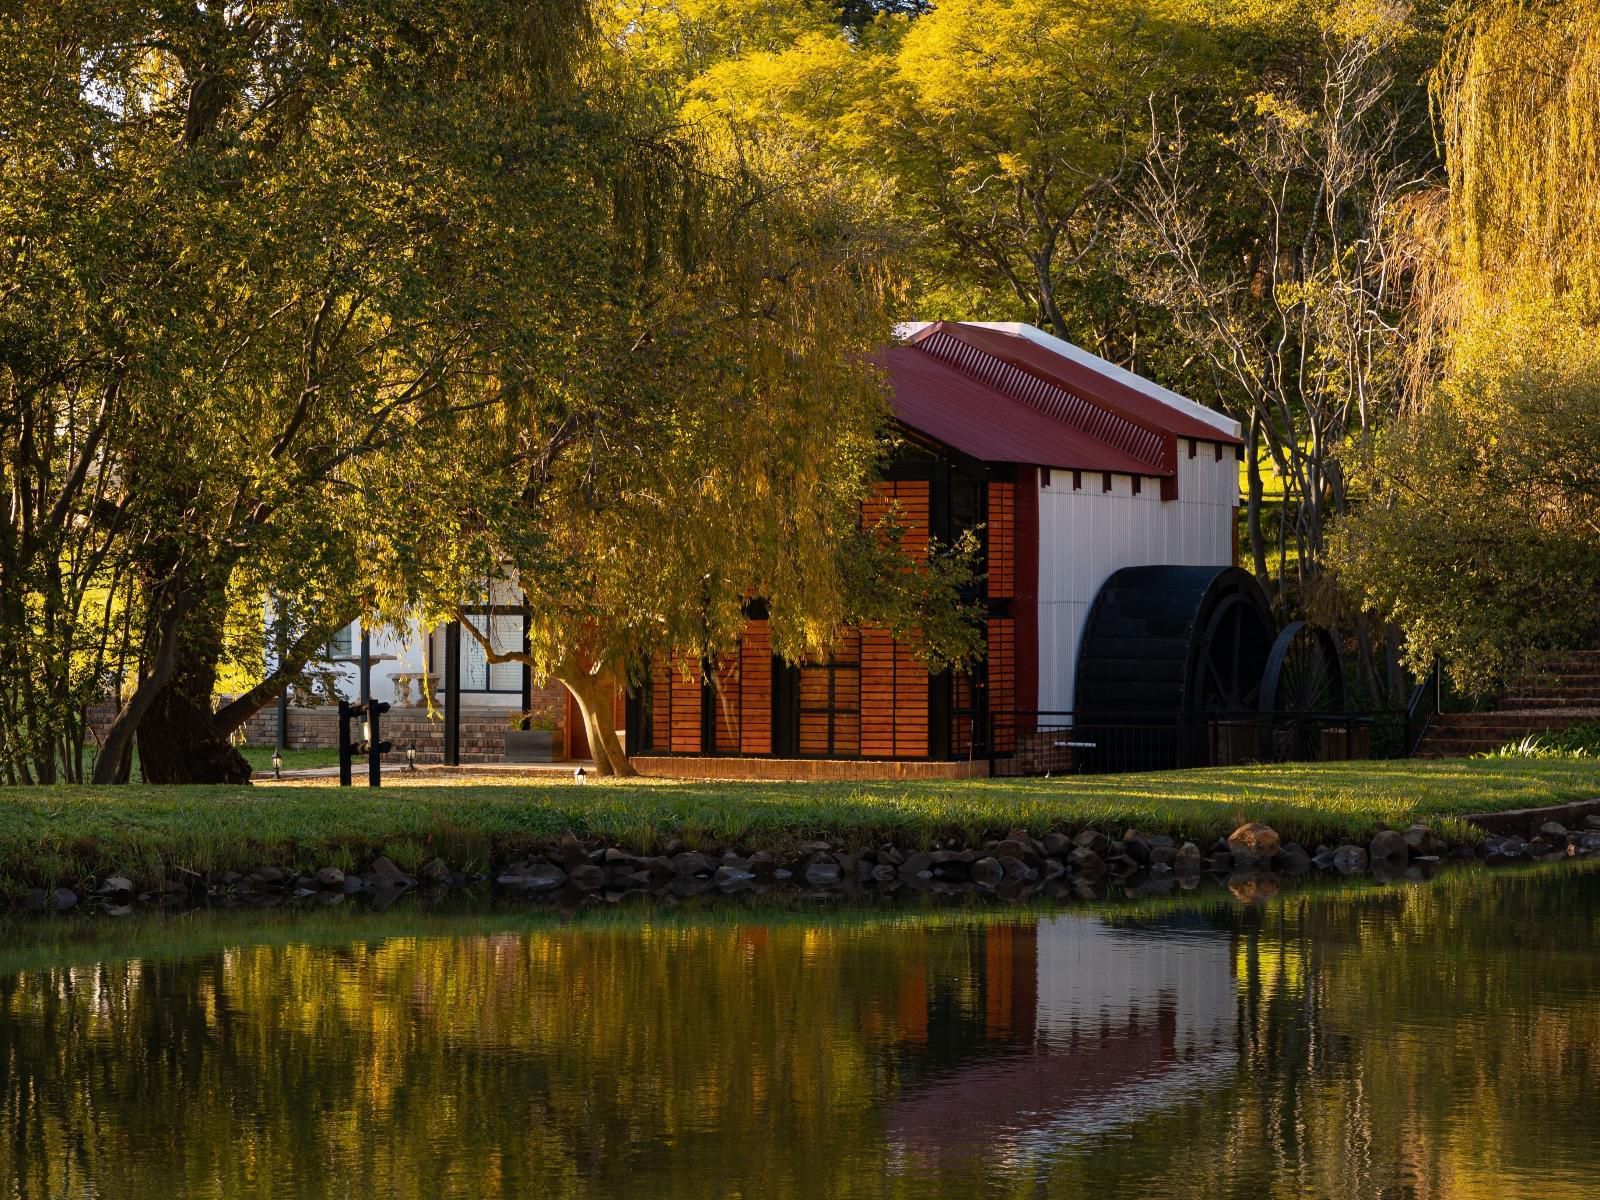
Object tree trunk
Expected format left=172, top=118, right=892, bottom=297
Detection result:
left=557, top=666, right=635, bottom=778
left=92, top=591, right=194, bottom=784
left=1354, top=614, right=1383, bottom=710
left=136, top=590, right=251, bottom=785
left=138, top=669, right=253, bottom=784
left=212, top=612, right=352, bottom=736
left=1246, top=410, right=1270, bottom=589
left=1384, top=623, right=1405, bottom=708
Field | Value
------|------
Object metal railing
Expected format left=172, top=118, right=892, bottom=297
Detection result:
left=983, top=709, right=1411, bottom=777
left=1403, top=657, right=1443, bottom=756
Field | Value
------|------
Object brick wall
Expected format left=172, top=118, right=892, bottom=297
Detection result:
left=632, top=755, right=987, bottom=781
left=86, top=701, right=118, bottom=742
left=240, top=706, right=342, bottom=750
left=237, top=680, right=567, bottom=761
left=88, top=687, right=568, bottom=765
left=240, top=704, right=563, bottom=763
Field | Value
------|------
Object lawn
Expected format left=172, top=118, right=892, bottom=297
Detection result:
left=85, top=746, right=350, bottom=782
left=1, top=757, right=1598, bottom=893
left=238, top=746, right=343, bottom=772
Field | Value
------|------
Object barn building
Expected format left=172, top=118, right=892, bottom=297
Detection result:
left=624, top=320, right=1244, bottom=777
left=249, top=319, right=1268, bottom=774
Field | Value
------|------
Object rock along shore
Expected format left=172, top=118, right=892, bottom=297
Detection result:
left=18, top=815, right=1600, bottom=916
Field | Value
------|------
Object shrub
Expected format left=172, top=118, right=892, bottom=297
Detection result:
left=1478, top=724, right=1600, bottom=760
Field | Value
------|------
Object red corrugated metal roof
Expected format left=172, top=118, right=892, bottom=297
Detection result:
left=913, top=322, right=1240, bottom=447
left=880, top=345, right=1155, bottom=474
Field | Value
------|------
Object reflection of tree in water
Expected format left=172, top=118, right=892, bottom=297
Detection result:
left=1043, top=867, right=1600, bottom=1200
left=0, top=919, right=1021, bottom=1198
left=1, top=868, right=1598, bottom=1199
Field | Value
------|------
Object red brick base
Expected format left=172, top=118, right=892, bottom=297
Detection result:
left=631, top=756, right=990, bottom=781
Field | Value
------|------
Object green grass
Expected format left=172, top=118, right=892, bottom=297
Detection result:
left=237, top=746, right=342, bottom=772
left=1, top=758, right=1597, bottom=895
left=84, top=745, right=343, bottom=783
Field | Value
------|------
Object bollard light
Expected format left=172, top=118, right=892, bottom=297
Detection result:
left=406, top=745, right=417, bottom=771
left=271, top=748, right=282, bottom=779
left=573, top=766, right=587, bottom=785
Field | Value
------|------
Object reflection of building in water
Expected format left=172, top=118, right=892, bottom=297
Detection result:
left=888, top=915, right=1239, bottom=1167
left=1035, top=915, right=1237, bottom=1053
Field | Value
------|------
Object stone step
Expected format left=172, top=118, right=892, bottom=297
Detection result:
left=1429, top=708, right=1600, bottom=726
left=1415, top=707, right=1600, bottom=758
left=1506, top=668, right=1600, bottom=680
left=1414, top=650, right=1600, bottom=757
left=1502, top=675, right=1600, bottom=691
left=1502, top=684, right=1600, bottom=694
left=1497, top=700, right=1600, bottom=710
left=1418, top=731, right=1535, bottom=748
left=1420, top=730, right=1593, bottom=748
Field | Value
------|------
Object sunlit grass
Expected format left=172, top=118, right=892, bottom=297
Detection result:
left=83, top=745, right=344, bottom=783
left=1, top=758, right=1597, bottom=893
left=238, top=747, right=342, bottom=772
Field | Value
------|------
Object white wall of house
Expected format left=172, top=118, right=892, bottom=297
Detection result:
left=1036, top=441, right=1239, bottom=712
left=275, top=575, right=529, bottom=710
left=425, top=614, right=526, bottom=707
left=313, top=618, right=527, bottom=710
left=318, top=619, right=430, bottom=707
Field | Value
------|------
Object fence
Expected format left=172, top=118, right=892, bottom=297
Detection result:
left=982, top=709, right=1412, bottom=777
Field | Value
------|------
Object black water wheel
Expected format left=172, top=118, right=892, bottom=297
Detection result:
left=1258, top=621, right=1344, bottom=760
left=1074, top=565, right=1276, bottom=768
left=1192, top=592, right=1274, bottom=712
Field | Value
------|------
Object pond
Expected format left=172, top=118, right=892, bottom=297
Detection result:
left=3, top=862, right=1598, bottom=1199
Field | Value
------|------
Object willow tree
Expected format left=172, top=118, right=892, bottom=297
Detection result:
left=1329, top=0, right=1600, bottom=689
left=2, top=0, right=615, bottom=783
left=1433, top=0, right=1600, bottom=327
left=410, top=126, right=981, bottom=775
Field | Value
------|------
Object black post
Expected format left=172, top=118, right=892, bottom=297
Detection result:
left=699, top=659, right=717, bottom=754
left=359, top=627, right=372, bottom=707
left=368, top=701, right=390, bottom=788
left=520, top=608, right=532, bottom=732
left=338, top=699, right=353, bottom=787
left=444, top=620, right=462, bottom=767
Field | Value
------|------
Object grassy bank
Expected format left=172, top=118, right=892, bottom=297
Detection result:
left=239, top=746, right=342, bottom=772
left=2, top=758, right=1598, bottom=894
left=13, top=859, right=1589, bottom=976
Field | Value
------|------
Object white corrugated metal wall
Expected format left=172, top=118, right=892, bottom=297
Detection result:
left=1036, top=442, right=1238, bottom=711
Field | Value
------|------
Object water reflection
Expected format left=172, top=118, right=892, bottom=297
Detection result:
left=889, top=916, right=1238, bottom=1172
left=2, top=864, right=1598, bottom=1199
